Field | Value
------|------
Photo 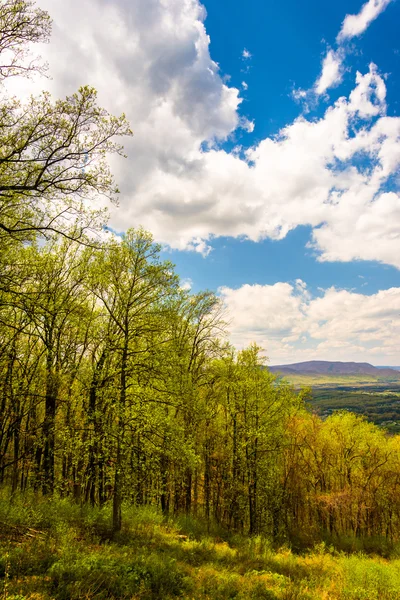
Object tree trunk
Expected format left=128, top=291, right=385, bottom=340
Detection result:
left=42, top=345, right=57, bottom=495
left=112, top=341, right=128, bottom=533
left=42, top=378, right=56, bottom=495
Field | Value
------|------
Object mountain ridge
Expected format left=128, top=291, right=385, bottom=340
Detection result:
left=269, top=360, right=400, bottom=379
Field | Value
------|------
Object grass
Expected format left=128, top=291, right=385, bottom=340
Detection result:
left=1, top=494, right=400, bottom=599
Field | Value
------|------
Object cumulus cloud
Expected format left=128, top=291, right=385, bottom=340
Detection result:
left=18, top=0, right=400, bottom=268
left=125, top=63, right=400, bottom=267
left=337, top=0, right=393, bottom=42
left=219, top=282, right=400, bottom=364
left=315, top=49, right=344, bottom=95
left=348, top=64, right=387, bottom=116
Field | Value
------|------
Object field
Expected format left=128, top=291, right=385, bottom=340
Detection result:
left=276, top=373, right=399, bottom=386
left=2, top=494, right=400, bottom=600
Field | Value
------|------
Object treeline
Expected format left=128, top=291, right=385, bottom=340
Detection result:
left=1, top=0, right=400, bottom=550
left=1, top=230, right=400, bottom=546
left=0, top=230, right=296, bottom=534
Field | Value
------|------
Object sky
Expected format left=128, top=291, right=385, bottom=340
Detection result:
left=13, top=0, right=400, bottom=365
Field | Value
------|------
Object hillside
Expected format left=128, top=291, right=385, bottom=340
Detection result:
left=2, top=495, right=400, bottom=600
left=270, top=360, right=400, bottom=381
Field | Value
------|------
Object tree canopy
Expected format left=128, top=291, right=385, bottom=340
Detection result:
left=0, top=0, right=132, bottom=242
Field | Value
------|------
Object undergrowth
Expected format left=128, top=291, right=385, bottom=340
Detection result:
left=1, top=492, right=400, bottom=599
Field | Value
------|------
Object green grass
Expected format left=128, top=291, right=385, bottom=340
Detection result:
left=2, top=494, right=400, bottom=599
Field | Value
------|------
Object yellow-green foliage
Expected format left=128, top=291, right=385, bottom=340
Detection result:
left=2, top=496, right=400, bottom=600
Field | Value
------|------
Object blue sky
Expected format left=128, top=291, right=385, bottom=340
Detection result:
left=164, top=229, right=400, bottom=297
left=164, top=0, right=400, bottom=297
left=205, top=0, right=400, bottom=132
left=19, top=0, right=400, bottom=364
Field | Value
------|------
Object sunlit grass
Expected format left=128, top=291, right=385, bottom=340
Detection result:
left=2, top=493, right=400, bottom=599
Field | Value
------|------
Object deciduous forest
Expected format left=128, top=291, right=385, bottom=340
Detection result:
left=3, top=229, right=400, bottom=544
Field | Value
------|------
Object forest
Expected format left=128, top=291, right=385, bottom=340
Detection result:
left=2, top=229, right=400, bottom=545
left=2, top=1, right=400, bottom=599
left=309, top=385, right=400, bottom=434
left=4, top=232, right=400, bottom=599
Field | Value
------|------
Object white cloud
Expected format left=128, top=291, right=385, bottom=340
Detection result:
left=242, top=48, right=252, bottom=59
left=315, top=50, right=344, bottom=95
left=180, top=277, right=193, bottom=291
left=308, top=0, right=394, bottom=97
left=337, top=0, right=393, bottom=42
left=348, top=63, right=386, bottom=116
left=128, top=63, right=400, bottom=268
left=15, top=1, right=400, bottom=270
left=186, top=237, right=212, bottom=256
left=242, top=81, right=248, bottom=90
left=219, top=282, right=400, bottom=364
left=292, top=88, right=307, bottom=101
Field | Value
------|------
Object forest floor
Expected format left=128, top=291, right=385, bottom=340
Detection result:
left=1, top=494, right=400, bottom=600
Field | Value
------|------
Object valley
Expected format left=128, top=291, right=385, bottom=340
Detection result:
left=270, top=361, right=400, bottom=434
left=308, top=384, right=400, bottom=434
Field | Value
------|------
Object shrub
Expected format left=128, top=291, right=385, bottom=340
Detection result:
left=49, top=548, right=188, bottom=599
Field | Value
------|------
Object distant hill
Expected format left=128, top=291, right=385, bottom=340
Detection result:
left=270, top=361, right=400, bottom=380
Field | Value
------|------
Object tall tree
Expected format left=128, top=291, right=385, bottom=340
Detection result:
left=0, top=0, right=51, bottom=81
left=12, top=240, right=92, bottom=494
left=89, top=229, right=178, bottom=532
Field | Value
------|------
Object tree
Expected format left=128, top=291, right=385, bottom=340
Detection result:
left=0, top=0, right=51, bottom=81
left=165, top=291, right=225, bottom=516
left=89, top=229, right=179, bottom=532
left=0, top=0, right=132, bottom=242
left=11, top=239, right=93, bottom=494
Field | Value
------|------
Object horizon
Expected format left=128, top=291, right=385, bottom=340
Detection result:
left=10, top=0, right=400, bottom=364
left=269, top=359, right=400, bottom=368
